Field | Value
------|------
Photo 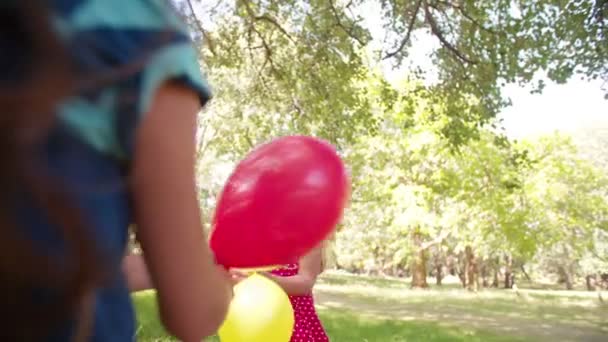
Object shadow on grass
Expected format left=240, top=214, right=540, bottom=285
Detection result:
left=314, top=286, right=608, bottom=342
left=318, top=308, right=522, bottom=342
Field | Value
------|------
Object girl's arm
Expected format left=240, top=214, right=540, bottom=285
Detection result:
left=122, top=253, right=153, bottom=292
left=265, top=245, right=325, bottom=296
left=131, top=82, right=232, bottom=342
left=122, top=253, right=238, bottom=293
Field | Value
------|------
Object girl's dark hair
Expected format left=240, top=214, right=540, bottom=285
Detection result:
left=0, top=3, right=102, bottom=340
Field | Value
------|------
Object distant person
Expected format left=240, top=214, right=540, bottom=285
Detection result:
left=0, top=1, right=233, bottom=341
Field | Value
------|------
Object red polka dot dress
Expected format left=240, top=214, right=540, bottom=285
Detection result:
left=271, top=264, right=330, bottom=342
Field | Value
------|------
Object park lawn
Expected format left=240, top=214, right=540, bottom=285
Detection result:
left=316, top=272, right=608, bottom=340
left=317, top=272, right=607, bottom=322
left=318, top=308, right=522, bottom=342
left=132, top=271, right=607, bottom=341
left=133, top=290, right=522, bottom=342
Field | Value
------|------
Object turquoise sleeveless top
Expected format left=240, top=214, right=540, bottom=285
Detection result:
left=5, top=0, right=210, bottom=340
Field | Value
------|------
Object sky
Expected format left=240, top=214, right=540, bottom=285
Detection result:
left=354, top=1, right=608, bottom=140
left=499, top=79, right=608, bottom=139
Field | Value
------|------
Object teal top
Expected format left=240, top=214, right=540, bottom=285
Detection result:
left=3, top=0, right=210, bottom=340
left=54, top=0, right=211, bottom=159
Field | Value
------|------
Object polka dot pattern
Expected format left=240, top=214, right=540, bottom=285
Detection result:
left=271, top=264, right=330, bottom=341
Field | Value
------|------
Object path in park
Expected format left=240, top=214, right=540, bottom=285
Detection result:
left=314, top=290, right=608, bottom=342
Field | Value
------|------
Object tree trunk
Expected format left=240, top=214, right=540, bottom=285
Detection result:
left=504, top=254, right=514, bottom=289
left=491, top=256, right=500, bottom=287
left=559, top=265, right=574, bottom=290
left=410, top=231, right=428, bottom=288
left=565, top=273, right=574, bottom=290
left=504, top=272, right=512, bottom=289
left=481, top=263, right=489, bottom=287
left=436, top=263, right=444, bottom=286
left=520, top=264, right=532, bottom=282
left=454, top=252, right=466, bottom=288
left=411, top=250, right=428, bottom=288
left=465, top=246, right=479, bottom=292
left=434, top=251, right=444, bottom=286
left=586, top=274, right=597, bottom=291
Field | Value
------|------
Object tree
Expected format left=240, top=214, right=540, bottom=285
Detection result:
left=333, top=72, right=533, bottom=287
left=521, top=133, right=608, bottom=289
left=181, top=0, right=376, bottom=151
left=178, top=0, right=607, bottom=147
left=169, top=1, right=608, bottom=290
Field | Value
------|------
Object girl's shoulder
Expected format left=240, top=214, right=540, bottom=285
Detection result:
left=52, top=0, right=211, bottom=160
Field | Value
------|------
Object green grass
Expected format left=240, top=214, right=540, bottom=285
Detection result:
left=316, top=272, right=608, bottom=340
left=132, top=271, right=608, bottom=341
left=318, top=309, right=522, bottom=342
left=133, top=291, right=519, bottom=342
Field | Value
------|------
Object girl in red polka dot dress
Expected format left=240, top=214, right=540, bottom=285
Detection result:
left=266, top=244, right=330, bottom=341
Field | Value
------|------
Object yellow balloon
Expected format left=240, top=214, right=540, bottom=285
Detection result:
left=218, top=273, right=294, bottom=342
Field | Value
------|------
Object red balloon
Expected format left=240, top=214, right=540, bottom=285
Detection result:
left=210, top=136, right=349, bottom=268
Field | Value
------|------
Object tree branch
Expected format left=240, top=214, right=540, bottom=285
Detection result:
left=428, top=2, right=462, bottom=45
left=423, top=1, right=477, bottom=64
left=239, top=0, right=292, bottom=83
left=436, top=0, right=496, bottom=34
left=243, top=11, right=281, bottom=78
left=383, top=0, right=423, bottom=60
left=329, top=0, right=367, bottom=46
left=592, top=246, right=608, bottom=262
left=291, top=95, right=304, bottom=117
left=240, top=0, right=295, bottom=44
left=421, top=229, right=451, bottom=250
left=186, top=0, right=216, bottom=55
left=196, top=122, right=216, bottom=158
left=243, top=128, right=255, bottom=149
left=253, top=14, right=296, bottom=44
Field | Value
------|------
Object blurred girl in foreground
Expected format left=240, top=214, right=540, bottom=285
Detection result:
left=0, top=1, right=232, bottom=341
